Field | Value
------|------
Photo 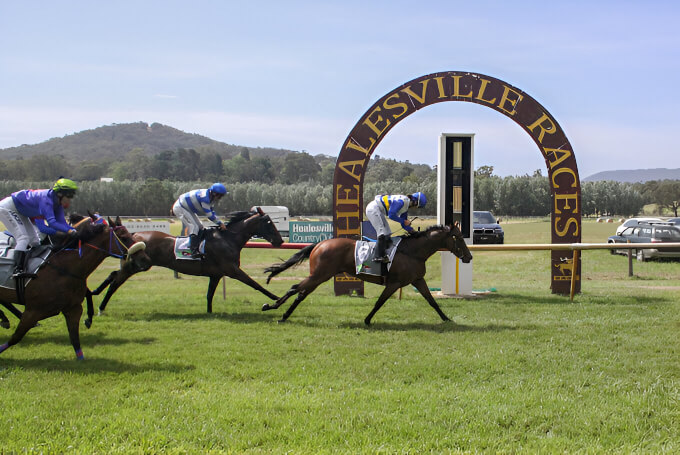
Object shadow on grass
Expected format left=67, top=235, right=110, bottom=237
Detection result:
left=471, top=291, right=674, bottom=306
left=341, top=320, right=525, bottom=333
left=6, top=332, right=157, bottom=347
left=127, top=310, right=273, bottom=324
left=0, top=357, right=193, bottom=374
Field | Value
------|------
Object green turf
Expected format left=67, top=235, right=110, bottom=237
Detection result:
left=0, top=219, right=678, bottom=453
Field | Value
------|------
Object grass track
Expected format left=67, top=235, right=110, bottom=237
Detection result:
left=0, top=219, right=678, bottom=453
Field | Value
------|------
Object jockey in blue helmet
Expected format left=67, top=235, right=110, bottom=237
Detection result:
left=172, top=183, right=229, bottom=258
left=365, top=191, right=427, bottom=263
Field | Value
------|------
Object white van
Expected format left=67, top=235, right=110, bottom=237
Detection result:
left=251, top=206, right=290, bottom=236
left=615, top=217, right=662, bottom=235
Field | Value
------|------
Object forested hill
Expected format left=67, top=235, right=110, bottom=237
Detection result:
left=0, top=122, right=296, bottom=161
left=583, top=168, right=680, bottom=183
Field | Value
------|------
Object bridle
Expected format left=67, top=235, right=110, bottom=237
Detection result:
left=69, top=217, right=146, bottom=262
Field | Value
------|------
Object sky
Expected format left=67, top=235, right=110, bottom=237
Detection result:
left=1, top=0, right=679, bottom=178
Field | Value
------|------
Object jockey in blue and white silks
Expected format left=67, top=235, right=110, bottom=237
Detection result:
left=365, top=192, right=427, bottom=263
left=172, top=183, right=228, bottom=258
left=0, top=178, right=78, bottom=276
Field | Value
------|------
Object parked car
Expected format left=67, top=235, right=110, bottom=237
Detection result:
left=666, top=217, right=680, bottom=225
left=608, top=222, right=680, bottom=261
left=473, top=211, right=504, bottom=244
left=615, top=217, right=662, bottom=235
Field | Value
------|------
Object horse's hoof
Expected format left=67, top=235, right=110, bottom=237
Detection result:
left=84, top=319, right=92, bottom=329
left=262, top=304, right=270, bottom=311
left=0, top=321, right=9, bottom=329
left=277, top=319, right=288, bottom=324
left=98, top=310, right=106, bottom=316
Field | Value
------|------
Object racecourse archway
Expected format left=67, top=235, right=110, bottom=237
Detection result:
left=332, top=71, right=581, bottom=295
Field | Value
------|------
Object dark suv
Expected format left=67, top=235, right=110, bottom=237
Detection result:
left=473, top=211, right=504, bottom=244
left=608, top=222, right=680, bottom=261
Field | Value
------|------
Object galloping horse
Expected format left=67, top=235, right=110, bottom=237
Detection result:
left=89, top=209, right=284, bottom=316
left=0, top=214, right=151, bottom=359
left=263, top=224, right=472, bottom=325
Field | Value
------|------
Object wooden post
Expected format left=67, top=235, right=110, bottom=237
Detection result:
left=569, top=249, right=580, bottom=301
left=627, top=240, right=633, bottom=277
left=222, top=277, right=226, bottom=300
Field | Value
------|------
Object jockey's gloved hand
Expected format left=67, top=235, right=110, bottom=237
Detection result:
left=67, top=229, right=78, bottom=239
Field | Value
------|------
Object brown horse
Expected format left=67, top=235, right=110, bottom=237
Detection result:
left=263, top=224, right=472, bottom=325
left=88, top=210, right=284, bottom=316
left=0, top=214, right=151, bottom=359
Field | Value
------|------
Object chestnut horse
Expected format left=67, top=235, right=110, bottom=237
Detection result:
left=263, top=224, right=472, bottom=325
left=88, top=210, right=284, bottom=316
left=0, top=214, right=151, bottom=360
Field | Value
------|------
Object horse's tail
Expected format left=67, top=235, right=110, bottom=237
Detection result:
left=265, top=243, right=317, bottom=284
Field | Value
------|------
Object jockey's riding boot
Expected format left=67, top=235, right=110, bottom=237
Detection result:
left=375, top=235, right=390, bottom=263
left=189, top=234, right=203, bottom=259
left=12, top=250, right=37, bottom=278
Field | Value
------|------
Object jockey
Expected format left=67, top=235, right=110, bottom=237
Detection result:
left=365, top=191, right=427, bottom=263
left=0, top=178, right=79, bottom=276
left=172, top=183, right=228, bottom=258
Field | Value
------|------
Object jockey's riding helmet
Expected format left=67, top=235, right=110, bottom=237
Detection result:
left=411, top=192, right=427, bottom=208
left=209, top=183, right=228, bottom=195
left=53, top=178, right=78, bottom=198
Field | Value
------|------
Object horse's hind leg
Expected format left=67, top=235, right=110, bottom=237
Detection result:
left=262, top=284, right=298, bottom=311
left=278, top=275, right=329, bottom=322
left=412, top=278, right=450, bottom=322
left=0, top=309, right=42, bottom=354
left=206, top=276, right=220, bottom=313
left=364, top=282, right=402, bottom=326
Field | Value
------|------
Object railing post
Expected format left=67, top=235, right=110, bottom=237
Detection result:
left=627, top=240, right=633, bottom=277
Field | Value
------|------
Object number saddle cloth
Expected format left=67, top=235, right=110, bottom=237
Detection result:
left=173, top=236, right=207, bottom=260
left=354, top=236, right=402, bottom=277
left=0, top=232, right=52, bottom=290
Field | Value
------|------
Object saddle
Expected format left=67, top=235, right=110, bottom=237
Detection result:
left=0, top=232, right=52, bottom=290
left=354, top=237, right=402, bottom=277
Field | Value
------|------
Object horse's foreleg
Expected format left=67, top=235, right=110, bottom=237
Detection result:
left=1, top=301, right=23, bottom=319
left=206, top=276, right=220, bottom=313
left=412, top=278, right=450, bottom=322
left=63, top=305, right=84, bottom=360
left=364, top=283, right=402, bottom=326
left=84, top=290, right=94, bottom=329
left=90, top=271, right=118, bottom=295
left=262, top=284, right=298, bottom=311
left=0, top=309, right=42, bottom=354
left=98, top=270, right=133, bottom=315
left=0, top=310, right=9, bottom=330
left=229, top=268, right=279, bottom=301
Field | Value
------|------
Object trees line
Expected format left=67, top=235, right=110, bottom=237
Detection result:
left=2, top=175, right=674, bottom=218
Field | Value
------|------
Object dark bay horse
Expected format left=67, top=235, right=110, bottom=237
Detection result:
left=89, top=210, right=284, bottom=316
left=0, top=214, right=151, bottom=359
left=263, top=224, right=472, bottom=325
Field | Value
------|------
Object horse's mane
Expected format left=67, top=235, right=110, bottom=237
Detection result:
left=405, top=224, right=448, bottom=239
left=223, top=210, right=256, bottom=227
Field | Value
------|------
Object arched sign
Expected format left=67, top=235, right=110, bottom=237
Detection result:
left=332, top=71, right=581, bottom=295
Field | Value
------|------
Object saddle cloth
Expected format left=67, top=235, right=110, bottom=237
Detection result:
left=354, top=237, right=402, bottom=276
left=0, top=232, right=52, bottom=290
left=173, top=236, right=207, bottom=260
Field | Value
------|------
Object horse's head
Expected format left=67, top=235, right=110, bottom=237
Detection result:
left=106, top=216, right=152, bottom=272
left=445, top=223, right=472, bottom=263
left=256, top=212, right=284, bottom=247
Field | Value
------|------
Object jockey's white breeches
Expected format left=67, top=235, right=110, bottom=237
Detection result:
left=172, top=201, right=203, bottom=236
left=0, top=197, right=40, bottom=251
left=365, top=200, right=391, bottom=237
